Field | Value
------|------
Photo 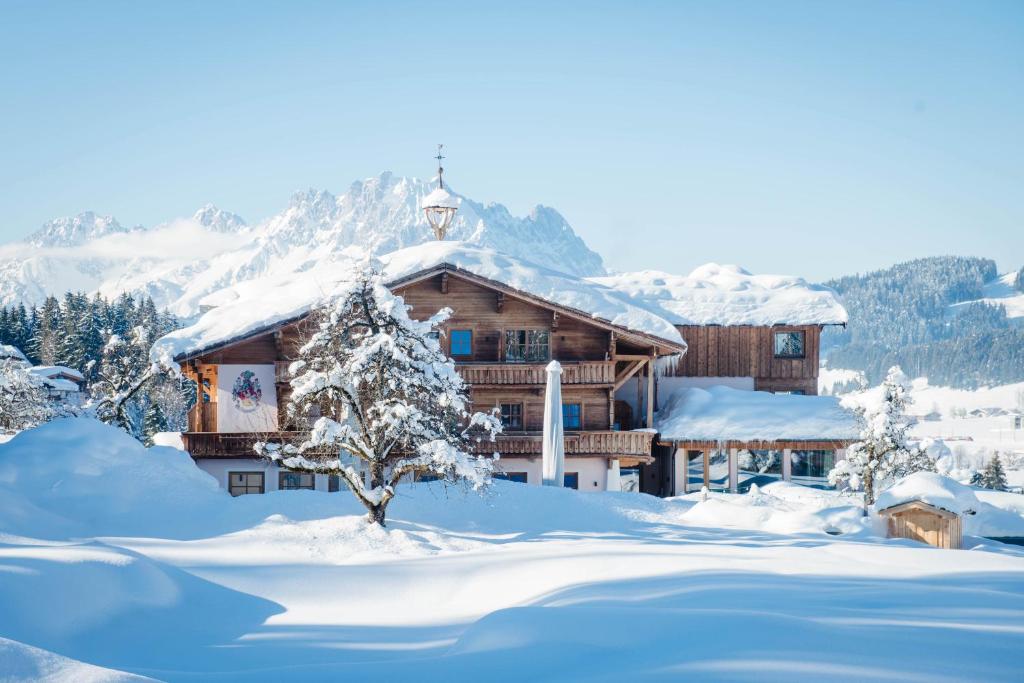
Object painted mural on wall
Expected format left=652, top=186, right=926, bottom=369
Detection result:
left=217, top=364, right=277, bottom=433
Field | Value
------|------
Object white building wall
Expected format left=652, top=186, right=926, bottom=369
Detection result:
left=493, top=457, right=608, bottom=492
left=197, top=458, right=331, bottom=492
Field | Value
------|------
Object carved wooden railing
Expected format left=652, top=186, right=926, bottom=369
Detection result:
left=271, top=360, right=614, bottom=386
left=455, top=360, right=615, bottom=386
left=181, top=429, right=654, bottom=459
left=474, top=430, right=654, bottom=457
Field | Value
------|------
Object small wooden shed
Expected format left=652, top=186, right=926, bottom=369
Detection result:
left=878, top=500, right=963, bottom=550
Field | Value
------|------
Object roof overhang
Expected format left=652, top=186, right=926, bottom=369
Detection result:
left=174, top=262, right=687, bottom=363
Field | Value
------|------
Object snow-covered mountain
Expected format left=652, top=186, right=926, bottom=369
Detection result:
left=0, top=173, right=604, bottom=316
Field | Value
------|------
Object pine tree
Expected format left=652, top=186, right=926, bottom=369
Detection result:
left=980, top=454, right=1008, bottom=491
left=256, top=264, right=501, bottom=526
left=829, top=366, right=934, bottom=505
left=93, top=328, right=151, bottom=437
left=142, top=400, right=167, bottom=446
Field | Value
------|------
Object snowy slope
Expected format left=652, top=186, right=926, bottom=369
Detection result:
left=949, top=269, right=1024, bottom=321
left=2, top=419, right=1024, bottom=681
left=0, top=173, right=605, bottom=314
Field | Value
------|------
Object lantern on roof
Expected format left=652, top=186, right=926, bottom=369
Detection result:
left=422, top=144, right=458, bottom=240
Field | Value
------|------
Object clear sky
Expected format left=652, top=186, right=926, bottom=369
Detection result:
left=1, top=1, right=1022, bottom=281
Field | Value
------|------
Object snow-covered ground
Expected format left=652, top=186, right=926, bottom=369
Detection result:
left=823, top=371, right=1024, bottom=486
left=2, top=419, right=1024, bottom=682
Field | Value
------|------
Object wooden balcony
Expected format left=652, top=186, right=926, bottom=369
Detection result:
left=455, top=360, right=615, bottom=386
left=181, top=429, right=654, bottom=461
left=473, top=430, right=655, bottom=459
left=273, top=360, right=615, bottom=387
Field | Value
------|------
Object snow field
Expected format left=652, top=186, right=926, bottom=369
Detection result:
left=1, top=419, right=1023, bottom=681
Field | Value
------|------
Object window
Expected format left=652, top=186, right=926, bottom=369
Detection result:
left=774, top=390, right=806, bottom=396
left=790, top=450, right=836, bottom=479
left=450, top=329, right=472, bottom=356
left=500, top=403, right=523, bottom=430
left=504, top=329, right=549, bottom=362
left=328, top=474, right=341, bottom=493
left=563, top=472, right=579, bottom=490
left=773, top=331, right=805, bottom=358
left=495, top=471, right=528, bottom=483
left=562, top=403, right=581, bottom=430
left=278, top=471, right=315, bottom=490
left=228, top=472, right=264, bottom=496
left=736, top=449, right=783, bottom=493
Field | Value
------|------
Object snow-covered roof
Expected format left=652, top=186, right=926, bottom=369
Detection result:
left=152, top=241, right=686, bottom=363
left=0, top=344, right=28, bottom=362
left=591, top=264, right=848, bottom=326
left=875, top=472, right=978, bottom=515
left=29, top=366, right=85, bottom=382
left=420, top=187, right=459, bottom=209
left=656, top=385, right=860, bottom=442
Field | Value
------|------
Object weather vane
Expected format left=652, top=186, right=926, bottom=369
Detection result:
left=422, top=143, right=458, bottom=240
left=435, top=143, right=446, bottom=190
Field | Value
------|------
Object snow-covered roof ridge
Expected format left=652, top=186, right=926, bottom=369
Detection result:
left=874, top=472, right=979, bottom=515
left=591, top=263, right=848, bottom=326
left=152, top=241, right=686, bottom=364
left=0, top=344, right=28, bottom=362
left=656, top=385, right=860, bottom=442
left=28, top=365, right=85, bottom=382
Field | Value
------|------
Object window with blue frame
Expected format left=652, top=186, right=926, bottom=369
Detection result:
left=494, top=472, right=528, bottom=483
left=450, top=329, right=472, bottom=356
left=563, top=473, right=579, bottom=490
left=562, top=403, right=581, bottom=430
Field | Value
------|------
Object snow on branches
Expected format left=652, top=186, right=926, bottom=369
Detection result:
left=829, top=366, right=934, bottom=505
left=257, top=264, right=501, bottom=526
left=0, top=359, right=53, bottom=432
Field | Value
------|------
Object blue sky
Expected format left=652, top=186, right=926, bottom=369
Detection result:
left=1, top=1, right=1021, bottom=280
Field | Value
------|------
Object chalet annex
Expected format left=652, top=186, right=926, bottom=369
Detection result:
left=152, top=240, right=857, bottom=498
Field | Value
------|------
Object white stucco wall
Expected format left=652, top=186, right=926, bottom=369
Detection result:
left=197, top=458, right=332, bottom=492
left=493, top=457, right=609, bottom=492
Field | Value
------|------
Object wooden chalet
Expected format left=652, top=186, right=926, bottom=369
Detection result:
left=172, top=260, right=686, bottom=495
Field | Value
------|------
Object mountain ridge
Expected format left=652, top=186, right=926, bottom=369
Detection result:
left=0, top=173, right=605, bottom=315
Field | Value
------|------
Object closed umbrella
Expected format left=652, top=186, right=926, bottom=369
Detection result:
left=542, top=360, right=565, bottom=487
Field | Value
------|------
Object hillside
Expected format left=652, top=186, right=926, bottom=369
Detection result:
left=823, top=257, right=1024, bottom=388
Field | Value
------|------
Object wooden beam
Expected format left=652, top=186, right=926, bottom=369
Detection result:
left=608, top=388, right=615, bottom=429
left=551, top=311, right=559, bottom=331
left=646, top=354, right=655, bottom=429
left=612, top=359, right=646, bottom=392
left=440, top=272, right=449, bottom=294
left=614, top=354, right=650, bottom=361
left=496, top=292, right=505, bottom=313
left=608, top=332, right=617, bottom=359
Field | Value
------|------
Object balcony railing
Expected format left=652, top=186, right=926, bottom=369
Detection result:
left=181, top=429, right=654, bottom=460
left=455, top=360, right=615, bottom=386
left=272, top=360, right=615, bottom=386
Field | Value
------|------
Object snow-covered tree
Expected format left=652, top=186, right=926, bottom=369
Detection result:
left=142, top=401, right=167, bottom=446
left=829, top=366, right=934, bottom=505
left=93, top=328, right=155, bottom=437
left=979, top=454, right=1008, bottom=491
left=0, top=359, right=52, bottom=432
left=257, top=265, right=501, bottom=526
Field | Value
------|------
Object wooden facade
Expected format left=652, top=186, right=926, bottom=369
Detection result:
left=178, top=264, right=684, bottom=467
left=666, top=324, right=822, bottom=395
left=879, top=501, right=963, bottom=550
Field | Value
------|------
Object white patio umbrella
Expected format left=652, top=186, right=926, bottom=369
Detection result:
left=542, top=360, right=565, bottom=487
